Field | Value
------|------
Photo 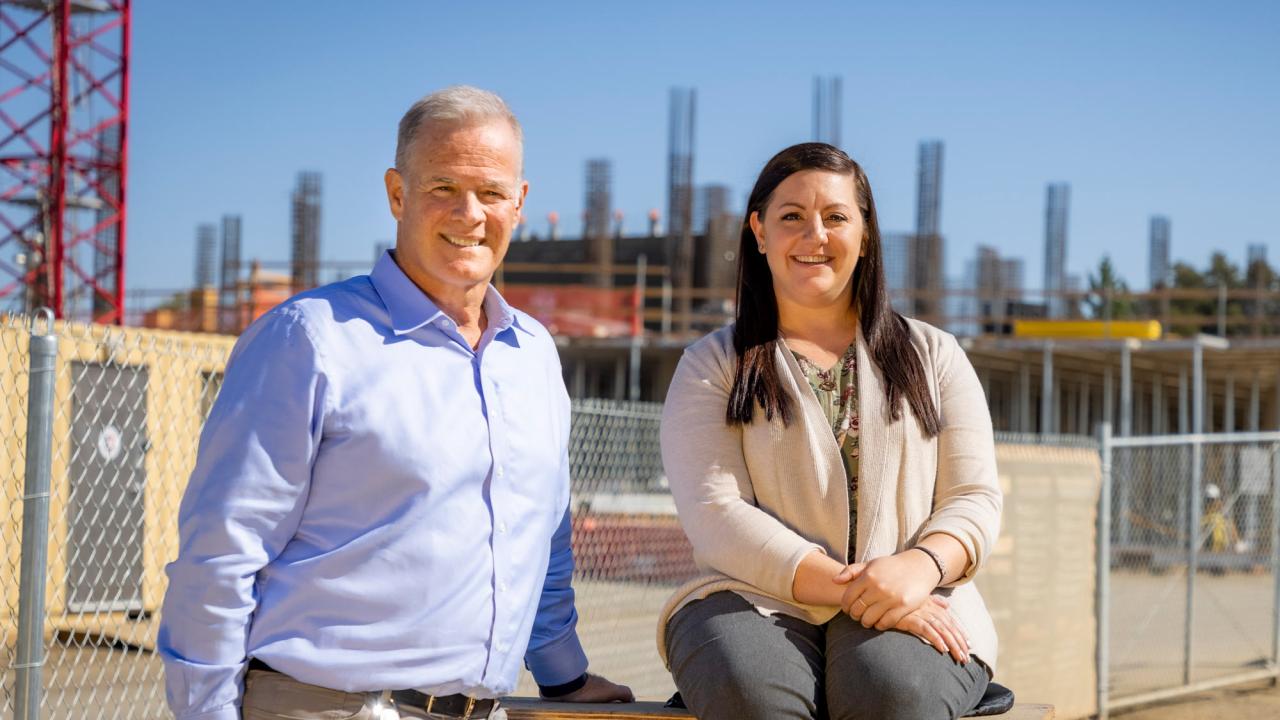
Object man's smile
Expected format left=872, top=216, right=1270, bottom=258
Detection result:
left=442, top=233, right=484, bottom=248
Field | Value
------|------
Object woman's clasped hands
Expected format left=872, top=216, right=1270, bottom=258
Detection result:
left=834, top=552, right=972, bottom=664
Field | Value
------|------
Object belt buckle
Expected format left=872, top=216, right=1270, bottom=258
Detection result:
left=424, top=695, right=477, bottom=719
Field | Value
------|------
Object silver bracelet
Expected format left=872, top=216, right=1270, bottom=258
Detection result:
left=911, top=545, right=946, bottom=585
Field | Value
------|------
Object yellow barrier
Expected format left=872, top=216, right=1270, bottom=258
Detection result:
left=1013, top=320, right=1161, bottom=340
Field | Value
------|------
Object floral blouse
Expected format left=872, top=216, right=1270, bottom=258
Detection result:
left=792, top=342, right=860, bottom=562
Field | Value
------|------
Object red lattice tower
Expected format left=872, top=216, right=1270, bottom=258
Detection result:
left=0, top=0, right=130, bottom=323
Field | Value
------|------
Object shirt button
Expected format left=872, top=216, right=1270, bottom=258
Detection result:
left=495, top=466, right=505, bottom=478
left=498, top=521, right=508, bottom=534
left=499, top=581, right=509, bottom=592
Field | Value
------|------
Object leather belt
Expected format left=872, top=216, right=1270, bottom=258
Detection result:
left=247, top=658, right=497, bottom=719
left=389, top=689, right=496, bottom=719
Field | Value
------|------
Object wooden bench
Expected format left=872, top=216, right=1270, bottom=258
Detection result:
left=502, top=698, right=1055, bottom=719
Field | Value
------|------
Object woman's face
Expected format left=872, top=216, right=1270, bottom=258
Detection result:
left=749, top=169, right=865, bottom=314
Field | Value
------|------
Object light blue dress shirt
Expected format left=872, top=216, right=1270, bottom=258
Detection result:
left=159, top=251, right=588, bottom=720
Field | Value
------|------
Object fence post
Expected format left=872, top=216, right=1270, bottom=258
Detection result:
left=1185, top=342, right=1204, bottom=686
left=1097, top=422, right=1113, bottom=720
left=14, top=309, right=58, bottom=720
left=1271, top=440, right=1280, bottom=676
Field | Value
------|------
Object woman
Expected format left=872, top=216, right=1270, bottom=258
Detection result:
left=657, top=143, right=1002, bottom=720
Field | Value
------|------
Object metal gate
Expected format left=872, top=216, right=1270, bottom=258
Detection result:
left=66, top=362, right=149, bottom=612
left=1098, top=425, right=1280, bottom=718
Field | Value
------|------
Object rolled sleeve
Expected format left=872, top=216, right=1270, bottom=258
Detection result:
left=159, top=307, right=327, bottom=717
left=525, top=508, right=589, bottom=685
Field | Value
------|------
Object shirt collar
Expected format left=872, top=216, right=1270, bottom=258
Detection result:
left=370, top=250, right=532, bottom=337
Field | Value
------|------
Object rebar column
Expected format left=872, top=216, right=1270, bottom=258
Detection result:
left=1041, top=343, right=1054, bottom=435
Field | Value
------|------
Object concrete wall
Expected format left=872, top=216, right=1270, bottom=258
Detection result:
left=977, top=443, right=1101, bottom=720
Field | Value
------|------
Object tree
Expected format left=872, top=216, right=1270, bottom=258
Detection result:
left=1085, top=256, right=1135, bottom=320
left=1167, top=253, right=1273, bottom=337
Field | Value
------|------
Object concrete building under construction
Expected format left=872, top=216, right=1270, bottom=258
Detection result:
left=969, top=245, right=1030, bottom=335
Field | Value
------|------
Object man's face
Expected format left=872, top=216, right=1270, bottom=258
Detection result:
left=384, top=119, right=527, bottom=299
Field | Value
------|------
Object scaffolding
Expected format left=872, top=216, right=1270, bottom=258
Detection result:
left=0, top=0, right=132, bottom=323
left=290, top=171, right=321, bottom=293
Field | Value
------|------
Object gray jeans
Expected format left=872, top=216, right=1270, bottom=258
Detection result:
left=666, top=592, right=990, bottom=720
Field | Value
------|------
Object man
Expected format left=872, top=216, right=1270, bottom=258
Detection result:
left=159, top=86, right=632, bottom=720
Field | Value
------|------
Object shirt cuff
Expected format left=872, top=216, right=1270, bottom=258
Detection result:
left=525, top=629, right=589, bottom=687
left=176, top=705, right=241, bottom=720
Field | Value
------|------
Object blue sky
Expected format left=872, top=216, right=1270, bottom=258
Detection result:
left=128, top=0, right=1279, bottom=294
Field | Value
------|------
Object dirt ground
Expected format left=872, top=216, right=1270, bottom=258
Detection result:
left=1114, top=679, right=1280, bottom=719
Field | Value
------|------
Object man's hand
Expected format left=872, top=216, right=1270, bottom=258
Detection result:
left=542, top=673, right=634, bottom=703
left=836, top=549, right=940, bottom=630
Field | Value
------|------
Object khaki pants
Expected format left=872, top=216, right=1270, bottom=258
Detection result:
left=242, top=669, right=506, bottom=720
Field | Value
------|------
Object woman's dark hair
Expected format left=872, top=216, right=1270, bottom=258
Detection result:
left=726, top=142, right=941, bottom=437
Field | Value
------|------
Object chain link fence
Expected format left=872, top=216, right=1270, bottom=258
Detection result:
left=1101, top=428, right=1280, bottom=716
left=2, top=312, right=234, bottom=719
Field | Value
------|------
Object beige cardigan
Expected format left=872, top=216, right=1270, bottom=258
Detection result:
left=656, top=319, right=1002, bottom=672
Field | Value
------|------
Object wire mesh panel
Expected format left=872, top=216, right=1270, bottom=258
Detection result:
left=1192, top=443, right=1277, bottom=684
left=517, top=399, right=695, bottom=700
left=1109, top=443, right=1194, bottom=697
left=1, top=314, right=235, bottom=719
left=1107, top=436, right=1280, bottom=706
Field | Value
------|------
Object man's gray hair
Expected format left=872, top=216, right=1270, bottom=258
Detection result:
left=395, top=85, right=523, bottom=173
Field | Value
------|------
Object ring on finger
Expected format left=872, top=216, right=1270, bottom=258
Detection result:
left=852, top=598, right=867, bottom=614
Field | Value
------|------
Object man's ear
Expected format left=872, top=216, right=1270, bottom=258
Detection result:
left=384, top=168, right=404, bottom=221
left=516, top=179, right=529, bottom=215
